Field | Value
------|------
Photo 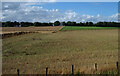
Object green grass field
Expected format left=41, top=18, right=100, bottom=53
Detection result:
left=61, top=26, right=118, bottom=31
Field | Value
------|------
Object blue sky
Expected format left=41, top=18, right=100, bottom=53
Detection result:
left=2, top=2, right=118, bottom=22
left=35, top=2, right=118, bottom=16
left=1, top=0, right=120, bottom=2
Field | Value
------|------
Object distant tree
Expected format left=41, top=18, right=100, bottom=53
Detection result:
left=13, top=21, right=20, bottom=27
left=41, top=23, right=49, bottom=26
left=71, top=22, right=76, bottom=26
left=34, top=22, right=41, bottom=26
left=88, top=22, right=94, bottom=26
left=62, top=22, right=66, bottom=26
left=20, top=22, right=25, bottom=27
left=4, top=21, right=11, bottom=27
left=67, top=21, right=72, bottom=26
left=48, top=22, right=53, bottom=26
left=2, top=21, right=120, bottom=27
left=85, top=22, right=89, bottom=26
left=78, top=22, right=84, bottom=26
left=29, top=22, right=33, bottom=26
left=96, top=22, right=103, bottom=27
left=54, top=21, right=60, bottom=26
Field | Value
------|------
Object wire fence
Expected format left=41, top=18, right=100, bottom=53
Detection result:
left=12, top=61, right=119, bottom=76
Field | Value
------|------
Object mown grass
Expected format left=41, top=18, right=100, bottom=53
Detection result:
left=60, top=26, right=118, bottom=31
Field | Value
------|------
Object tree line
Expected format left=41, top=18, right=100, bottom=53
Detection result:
left=1, top=21, right=120, bottom=27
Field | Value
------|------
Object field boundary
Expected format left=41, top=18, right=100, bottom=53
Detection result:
left=2, top=31, right=39, bottom=39
left=2, top=26, right=64, bottom=39
left=2, top=62, right=119, bottom=75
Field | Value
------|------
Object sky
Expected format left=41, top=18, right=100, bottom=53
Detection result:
left=1, top=0, right=120, bottom=2
left=1, top=2, right=119, bottom=23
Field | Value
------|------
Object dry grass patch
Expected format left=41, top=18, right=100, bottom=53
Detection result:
left=1, top=26, right=64, bottom=38
left=2, top=29, right=118, bottom=74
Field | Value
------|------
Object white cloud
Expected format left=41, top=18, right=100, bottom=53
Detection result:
left=97, top=14, right=100, bottom=17
left=2, top=2, right=118, bottom=23
left=2, top=0, right=57, bottom=2
left=110, top=13, right=118, bottom=18
left=108, top=13, right=118, bottom=22
left=44, top=0, right=56, bottom=2
left=4, top=5, right=8, bottom=8
left=64, top=10, right=77, bottom=20
left=1, top=0, right=119, bottom=2
left=56, top=9, right=59, bottom=12
left=47, top=9, right=59, bottom=12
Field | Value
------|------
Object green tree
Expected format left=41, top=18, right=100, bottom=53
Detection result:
left=48, top=22, right=53, bottom=26
left=62, top=22, right=66, bottom=26
left=34, top=22, right=41, bottom=26
left=88, top=22, right=93, bottom=26
left=4, top=21, right=12, bottom=27
left=67, top=21, right=72, bottom=26
left=71, top=22, right=76, bottom=26
left=54, top=21, right=60, bottom=26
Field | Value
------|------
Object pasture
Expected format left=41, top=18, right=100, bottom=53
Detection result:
left=2, top=27, right=118, bottom=74
left=61, top=26, right=118, bottom=31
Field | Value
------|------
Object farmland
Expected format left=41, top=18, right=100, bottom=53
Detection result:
left=1, top=26, right=64, bottom=39
left=2, top=26, right=118, bottom=74
left=1, top=26, right=63, bottom=34
left=61, top=26, right=118, bottom=31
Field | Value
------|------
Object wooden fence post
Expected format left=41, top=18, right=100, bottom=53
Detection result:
left=116, top=61, right=119, bottom=75
left=95, top=63, right=97, bottom=74
left=72, top=65, right=74, bottom=75
left=46, top=67, right=48, bottom=76
left=17, top=69, right=19, bottom=76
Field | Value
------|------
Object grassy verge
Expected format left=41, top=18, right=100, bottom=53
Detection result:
left=60, top=26, right=118, bottom=31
